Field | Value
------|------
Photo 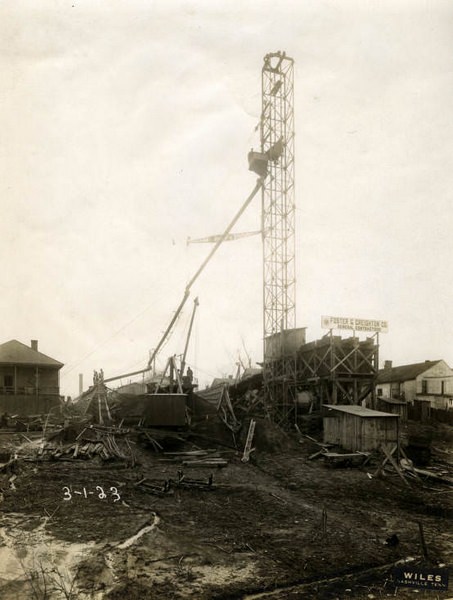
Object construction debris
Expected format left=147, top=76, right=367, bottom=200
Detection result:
left=134, top=471, right=215, bottom=496
left=161, top=449, right=229, bottom=468
left=174, top=470, right=215, bottom=490
left=322, top=451, right=370, bottom=468
left=241, top=418, right=256, bottom=463
left=135, top=477, right=173, bottom=496
left=22, top=424, right=136, bottom=463
left=401, top=461, right=453, bottom=486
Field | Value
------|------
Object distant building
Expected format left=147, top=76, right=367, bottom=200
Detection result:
left=376, top=359, right=453, bottom=410
left=0, top=339, right=63, bottom=416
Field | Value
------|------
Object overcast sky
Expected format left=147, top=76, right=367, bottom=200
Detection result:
left=1, top=0, right=453, bottom=397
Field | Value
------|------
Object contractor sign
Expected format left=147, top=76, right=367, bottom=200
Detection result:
left=321, top=315, right=388, bottom=333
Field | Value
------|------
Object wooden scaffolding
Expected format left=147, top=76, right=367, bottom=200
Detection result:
left=264, top=331, right=379, bottom=426
left=296, top=333, right=379, bottom=407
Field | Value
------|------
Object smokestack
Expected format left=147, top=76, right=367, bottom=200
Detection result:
left=79, top=374, right=83, bottom=396
left=31, top=340, right=38, bottom=352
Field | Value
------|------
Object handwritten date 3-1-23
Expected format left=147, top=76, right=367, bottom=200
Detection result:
left=62, top=486, right=121, bottom=502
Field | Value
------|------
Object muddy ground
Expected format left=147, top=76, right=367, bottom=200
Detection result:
left=0, top=420, right=452, bottom=599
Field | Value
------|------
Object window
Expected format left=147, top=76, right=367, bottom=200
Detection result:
left=4, top=375, right=13, bottom=387
left=377, top=388, right=383, bottom=396
left=421, top=379, right=428, bottom=394
left=441, top=381, right=445, bottom=395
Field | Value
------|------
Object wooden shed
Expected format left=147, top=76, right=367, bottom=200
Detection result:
left=323, top=405, right=399, bottom=452
left=376, top=396, right=408, bottom=420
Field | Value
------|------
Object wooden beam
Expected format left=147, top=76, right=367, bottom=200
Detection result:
left=382, top=446, right=410, bottom=487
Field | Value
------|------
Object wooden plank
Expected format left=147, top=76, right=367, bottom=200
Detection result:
left=374, top=444, right=397, bottom=477
left=241, top=419, right=256, bottom=463
left=410, top=466, right=453, bottom=486
left=382, top=446, right=410, bottom=487
left=308, top=450, right=325, bottom=460
left=324, top=452, right=365, bottom=459
left=399, top=447, right=422, bottom=481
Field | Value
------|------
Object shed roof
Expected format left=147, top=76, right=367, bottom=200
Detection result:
left=323, top=404, right=398, bottom=418
left=377, top=396, right=407, bottom=406
left=0, top=340, right=63, bottom=368
left=377, top=360, right=441, bottom=384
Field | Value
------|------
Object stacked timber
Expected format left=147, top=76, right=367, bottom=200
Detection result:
left=32, top=425, right=135, bottom=462
left=161, top=449, right=228, bottom=468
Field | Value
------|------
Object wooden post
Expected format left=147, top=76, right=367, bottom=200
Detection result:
left=396, top=418, right=400, bottom=465
left=98, top=388, right=103, bottom=425
left=418, top=521, right=428, bottom=559
left=373, top=332, right=379, bottom=410
left=381, top=445, right=410, bottom=487
left=332, top=384, right=337, bottom=405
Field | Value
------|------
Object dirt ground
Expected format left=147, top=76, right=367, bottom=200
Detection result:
left=0, top=420, right=452, bottom=600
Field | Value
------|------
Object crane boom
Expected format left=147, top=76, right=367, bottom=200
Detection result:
left=187, top=230, right=262, bottom=245
left=104, top=176, right=265, bottom=384
left=180, top=296, right=199, bottom=379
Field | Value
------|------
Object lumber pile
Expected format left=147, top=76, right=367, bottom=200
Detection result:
left=161, top=449, right=228, bottom=468
left=34, top=425, right=135, bottom=462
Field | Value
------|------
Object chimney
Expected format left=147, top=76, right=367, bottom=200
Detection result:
left=384, top=360, right=392, bottom=370
left=79, top=373, right=84, bottom=396
left=31, top=340, right=38, bottom=352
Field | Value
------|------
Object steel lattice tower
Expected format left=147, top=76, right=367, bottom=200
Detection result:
left=261, top=52, right=296, bottom=341
left=260, top=52, right=297, bottom=424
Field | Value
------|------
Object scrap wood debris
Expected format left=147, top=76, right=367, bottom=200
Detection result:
left=0, top=455, right=17, bottom=473
left=305, top=437, right=370, bottom=467
left=134, top=470, right=215, bottom=496
left=322, top=451, right=371, bottom=467
left=138, top=428, right=187, bottom=452
left=401, top=460, right=453, bottom=486
left=174, top=470, right=215, bottom=490
left=19, top=424, right=136, bottom=462
left=135, top=477, right=173, bottom=496
left=161, top=449, right=229, bottom=468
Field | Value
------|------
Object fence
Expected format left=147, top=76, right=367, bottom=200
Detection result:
left=408, top=404, right=453, bottom=426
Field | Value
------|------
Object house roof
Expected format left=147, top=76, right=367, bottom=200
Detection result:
left=323, top=404, right=397, bottom=418
left=0, top=340, right=63, bottom=368
left=376, top=360, right=441, bottom=384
